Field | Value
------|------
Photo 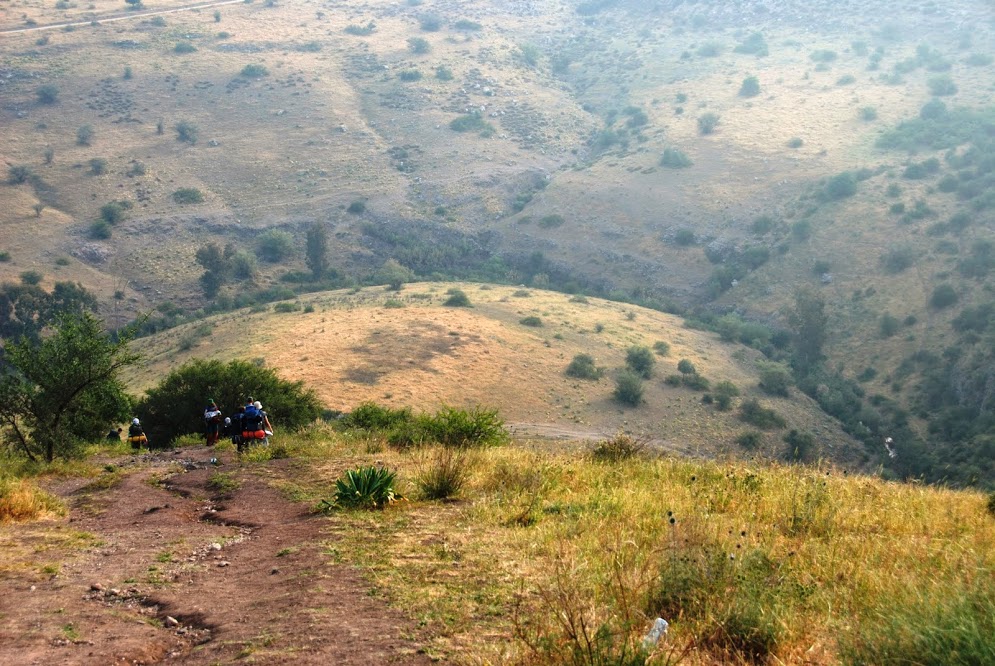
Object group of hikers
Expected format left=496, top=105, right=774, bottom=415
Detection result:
left=108, top=397, right=274, bottom=453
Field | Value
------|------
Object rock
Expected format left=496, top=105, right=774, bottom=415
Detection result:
left=270, top=568, right=280, bottom=575
left=108, top=588, right=121, bottom=597
left=210, top=543, right=222, bottom=551
left=217, top=561, right=230, bottom=567
left=164, top=616, right=179, bottom=627
left=90, top=583, right=105, bottom=592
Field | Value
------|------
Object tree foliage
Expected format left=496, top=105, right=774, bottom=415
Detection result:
left=305, top=222, right=330, bottom=279
left=0, top=281, right=98, bottom=343
left=787, top=287, right=828, bottom=373
left=135, top=359, right=323, bottom=445
left=0, top=313, right=138, bottom=462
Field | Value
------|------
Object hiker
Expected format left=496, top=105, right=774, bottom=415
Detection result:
left=226, top=406, right=245, bottom=451
left=255, top=401, right=274, bottom=437
left=106, top=427, right=122, bottom=441
left=127, top=418, right=148, bottom=449
left=241, top=399, right=268, bottom=447
left=204, top=399, right=223, bottom=446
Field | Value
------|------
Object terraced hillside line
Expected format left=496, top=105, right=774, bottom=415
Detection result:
left=0, top=449, right=437, bottom=665
left=0, top=0, right=245, bottom=34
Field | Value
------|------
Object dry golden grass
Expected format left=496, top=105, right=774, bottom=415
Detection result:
left=0, top=477, right=66, bottom=525
left=128, top=282, right=861, bottom=463
left=274, top=428, right=995, bottom=664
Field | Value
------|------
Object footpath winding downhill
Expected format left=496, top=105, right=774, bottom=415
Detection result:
left=0, top=447, right=438, bottom=665
left=0, top=0, right=245, bottom=34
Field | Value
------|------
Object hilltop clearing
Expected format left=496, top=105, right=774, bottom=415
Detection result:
left=128, top=283, right=863, bottom=465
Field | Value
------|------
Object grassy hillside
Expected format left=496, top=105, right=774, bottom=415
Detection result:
left=1, top=0, right=993, bottom=483
left=127, top=282, right=863, bottom=464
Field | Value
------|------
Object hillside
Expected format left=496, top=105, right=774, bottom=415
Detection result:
left=127, top=282, right=863, bottom=464
left=1, top=0, right=994, bottom=482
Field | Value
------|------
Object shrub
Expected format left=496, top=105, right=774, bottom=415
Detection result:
left=346, top=200, right=366, bottom=214
left=929, top=284, right=958, bottom=309
left=519, top=315, right=542, bottom=327
left=408, top=37, right=430, bottom=54
left=613, top=371, right=644, bottom=407
left=416, top=447, right=471, bottom=500
left=714, top=380, right=740, bottom=410
left=175, top=121, right=199, bottom=144
left=342, top=402, right=412, bottom=430
left=810, top=49, right=837, bottom=62
left=967, top=53, right=994, bottom=66
left=345, top=21, right=376, bottom=35
left=435, top=66, right=454, bottom=81
left=331, top=466, right=402, bottom=509
left=660, top=148, right=692, bottom=168
left=135, top=358, right=323, bottom=444
left=565, top=354, right=603, bottom=380
left=89, top=220, right=112, bottom=239
left=860, top=106, right=878, bottom=121
left=419, top=14, right=442, bottom=31
left=398, top=69, right=422, bottom=82
left=738, top=399, right=786, bottom=429
left=677, top=359, right=696, bottom=376
left=653, top=341, right=670, bottom=356
left=683, top=374, right=710, bottom=391
left=173, top=41, right=197, bottom=54
left=823, top=172, right=857, bottom=200
left=697, top=42, right=721, bottom=57
left=443, top=289, right=471, bottom=307
left=100, top=201, right=129, bottom=224
left=783, top=429, right=815, bottom=461
left=880, top=314, right=901, bottom=338
left=420, top=406, right=508, bottom=448
left=591, top=433, right=645, bottom=462
left=0, top=478, right=65, bottom=523
left=88, top=158, right=107, bottom=175
left=241, top=63, right=268, bottom=77
left=836, top=74, right=856, bottom=85
left=173, top=188, right=204, bottom=204
left=927, top=75, right=957, bottom=96
left=625, top=346, right=655, bottom=379
left=76, top=125, right=94, bottom=146
left=449, top=113, right=493, bottom=135
left=739, top=76, right=760, bottom=97
left=7, top=165, right=32, bottom=185
left=736, top=431, right=762, bottom=449
left=882, top=246, right=914, bottom=273
left=787, top=137, right=804, bottom=148
left=988, top=492, right=995, bottom=518
left=734, top=33, right=768, bottom=56
left=257, top=229, right=294, bottom=262
left=757, top=361, right=792, bottom=396
left=697, top=113, right=720, bottom=135
left=36, top=84, right=59, bottom=105
left=454, top=19, right=481, bottom=30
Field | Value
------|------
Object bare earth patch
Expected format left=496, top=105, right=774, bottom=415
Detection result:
left=0, top=448, right=438, bottom=665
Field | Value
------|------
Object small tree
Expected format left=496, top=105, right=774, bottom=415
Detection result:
left=565, top=354, right=603, bottom=380
left=7, top=165, right=32, bottom=185
left=408, top=37, right=430, bottom=54
left=677, top=359, right=696, bottom=376
left=443, top=289, right=472, bottom=307
left=757, top=361, right=792, bottom=396
left=0, top=313, right=139, bottom=462
left=787, top=287, right=827, bottom=372
left=76, top=125, right=94, bottom=146
left=625, top=346, right=655, bottom=379
left=697, top=113, right=720, bottom=135
left=175, top=120, right=199, bottom=144
left=613, top=370, right=644, bottom=407
left=257, top=229, right=294, bottom=263
left=305, top=222, right=329, bottom=279
left=739, top=76, right=760, bottom=97
left=376, top=258, right=415, bottom=290
left=36, top=84, right=59, bottom=105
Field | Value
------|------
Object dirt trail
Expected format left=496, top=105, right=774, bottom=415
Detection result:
left=0, top=448, right=437, bottom=665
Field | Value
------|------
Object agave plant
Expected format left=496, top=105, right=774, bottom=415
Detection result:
left=333, top=466, right=402, bottom=509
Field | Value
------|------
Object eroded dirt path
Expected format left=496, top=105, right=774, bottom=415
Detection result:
left=0, top=448, right=437, bottom=665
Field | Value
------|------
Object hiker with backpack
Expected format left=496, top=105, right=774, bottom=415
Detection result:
left=227, top=406, right=245, bottom=451
left=127, top=418, right=148, bottom=450
left=241, top=399, right=270, bottom=448
left=204, top=399, right=223, bottom=446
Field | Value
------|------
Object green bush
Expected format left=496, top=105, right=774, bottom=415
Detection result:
left=398, top=69, right=422, bottom=82
left=419, top=14, right=442, bottom=31
left=424, top=406, right=508, bottom=448
left=435, top=66, right=454, bottom=81
left=100, top=201, right=130, bottom=224
left=683, top=374, right=710, bottom=391
left=272, top=301, right=300, bottom=313
left=135, top=359, right=323, bottom=444
left=664, top=374, right=683, bottom=387
left=173, top=41, right=197, bottom=54
left=736, top=431, right=762, bottom=449
left=88, top=158, right=107, bottom=176
left=757, top=361, right=792, bottom=396
left=653, top=341, right=670, bottom=356
left=677, top=359, right=696, bottom=376
left=443, top=289, right=472, bottom=307
left=783, top=429, right=815, bottom=461
left=929, top=284, right=958, bottom=309
left=660, top=147, right=693, bottom=168
left=787, top=137, right=804, bottom=148
left=342, top=402, right=412, bottom=430
left=241, top=63, right=268, bottom=77
left=713, top=380, right=740, bottom=410
left=331, top=466, right=402, bottom=509
left=697, top=112, right=720, bottom=135
left=344, top=21, right=376, bottom=36
left=860, top=106, right=878, bottom=121
left=624, top=346, right=655, bottom=379
left=591, top=433, right=645, bottom=462
left=734, top=33, right=768, bottom=56
left=449, top=113, right=493, bottom=135
left=76, top=125, right=94, bottom=146
left=175, top=121, right=199, bottom=144
left=257, top=229, right=294, bottom=262
left=173, top=188, right=204, bottom=204
left=810, top=49, right=837, bottom=62
left=408, top=37, right=430, bottom=54
left=613, top=370, right=644, bottom=407
left=823, top=172, right=857, bottom=200
left=739, top=76, right=760, bottom=97
left=836, top=74, right=856, bottom=85
left=36, top=84, right=60, bottom=105
left=880, top=313, right=901, bottom=338
left=89, top=220, right=112, bottom=239
left=987, top=492, right=995, bottom=517
left=519, top=315, right=542, bottom=327
left=7, top=165, right=33, bottom=185
left=565, top=354, right=603, bottom=380
left=882, top=247, right=914, bottom=273
left=738, top=399, right=786, bottom=429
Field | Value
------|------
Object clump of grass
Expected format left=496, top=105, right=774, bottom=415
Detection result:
left=442, top=288, right=472, bottom=307
left=207, top=471, right=241, bottom=495
left=0, top=477, right=65, bottom=523
left=519, top=315, right=542, bottom=327
left=415, top=447, right=472, bottom=500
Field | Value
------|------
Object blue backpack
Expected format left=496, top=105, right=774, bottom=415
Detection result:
left=242, top=405, right=263, bottom=431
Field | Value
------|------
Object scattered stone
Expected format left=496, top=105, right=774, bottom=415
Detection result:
left=108, top=588, right=121, bottom=597
left=270, top=568, right=279, bottom=575
left=90, top=583, right=105, bottom=592
left=210, top=543, right=222, bottom=551
left=164, top=616, right=179, bottom=627
left=217, top=561, right=230, bottom=567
